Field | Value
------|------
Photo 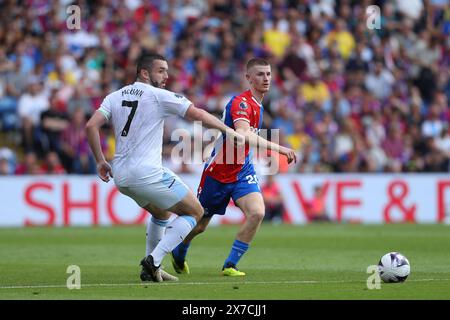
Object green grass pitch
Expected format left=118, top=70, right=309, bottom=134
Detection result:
left=1, top=224, right=450, bottom=299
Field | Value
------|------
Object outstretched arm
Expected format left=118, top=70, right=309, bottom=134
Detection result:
left=85, top=111, right=113, bottom=182
left=234, top=120, right=297, bottom=164
left=184, top=104, right=244, bottom=142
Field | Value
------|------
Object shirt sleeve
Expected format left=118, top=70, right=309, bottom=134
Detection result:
left=155, top=89, right=192, bottom=117
left=230, top=97, right=251, bottom=124
left=98, top=95, right=112, bottom=121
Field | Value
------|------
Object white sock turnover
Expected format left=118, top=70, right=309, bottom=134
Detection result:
left=146, top=216, right=169, bottom=257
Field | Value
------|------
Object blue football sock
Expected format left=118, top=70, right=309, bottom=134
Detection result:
left=223, top=239, right=249, bottom=268
left=172, top=242, right=191, bottom=263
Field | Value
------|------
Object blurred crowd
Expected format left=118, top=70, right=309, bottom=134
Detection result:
left=0, top=0, right=449, bottom=176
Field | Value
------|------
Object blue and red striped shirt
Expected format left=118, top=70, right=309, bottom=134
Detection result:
left=203, top=90, right=264, bottom=183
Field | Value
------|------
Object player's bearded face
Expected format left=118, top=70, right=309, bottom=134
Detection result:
left=249, top=66, right=271, bottom=93
left=150, top=60, right=169, bottom=88
left=150, top=75, right=165, bottom=88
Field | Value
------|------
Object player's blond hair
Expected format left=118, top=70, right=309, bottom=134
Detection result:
left=246, top=58, right=270, bottom=71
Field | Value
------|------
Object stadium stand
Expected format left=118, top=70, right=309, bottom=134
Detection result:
left=0, top=0, right=449, bottom=175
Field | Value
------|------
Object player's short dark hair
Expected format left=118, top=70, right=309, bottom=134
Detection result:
left=246, top=58, right=270, bottom=70
left=136, top=53, right=167, bottom=77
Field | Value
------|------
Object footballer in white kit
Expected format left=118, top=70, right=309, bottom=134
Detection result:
left=86, top=53, right=244, bottom=283
left=98, top=81, right=192, bottom=209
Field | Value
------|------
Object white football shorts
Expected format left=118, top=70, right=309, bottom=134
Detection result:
left=118, top=167, right=190, bottom=209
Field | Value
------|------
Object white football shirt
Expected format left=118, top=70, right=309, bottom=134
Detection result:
left=98, top=81, right=192, bottom=187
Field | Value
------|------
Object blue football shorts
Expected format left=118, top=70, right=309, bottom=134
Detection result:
left=197, top=172, right=261, bottom=218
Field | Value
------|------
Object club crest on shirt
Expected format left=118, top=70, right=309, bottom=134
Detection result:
left=239, top=101, right=248, bottom=109
left=174, top=93, right=184, bottom=99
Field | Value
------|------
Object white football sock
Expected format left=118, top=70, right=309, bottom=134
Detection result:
left=146, top=217, right=169, bottom=257
left=151, top=215, right=196, bottom=266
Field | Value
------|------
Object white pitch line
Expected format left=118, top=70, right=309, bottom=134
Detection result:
left=1, top=279, right=450, bottom=290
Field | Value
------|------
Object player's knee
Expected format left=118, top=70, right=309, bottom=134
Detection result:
left=176, top=196, right=204, bottom=222
left=189, top=202, right=204, bottom=222
left=247, top=209, right=265, bottom=224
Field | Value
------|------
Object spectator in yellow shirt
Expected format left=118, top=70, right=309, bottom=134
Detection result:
left=263, top=18, right=291, bottom=58
left=286, top=120, right=311, bottom=152
left=326, top=19, right=355, bottom=60
left=300, top=73, right=330, bottom=107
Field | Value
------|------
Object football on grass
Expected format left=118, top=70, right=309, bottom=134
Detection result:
left=378, top=252, right=410, bottom=283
